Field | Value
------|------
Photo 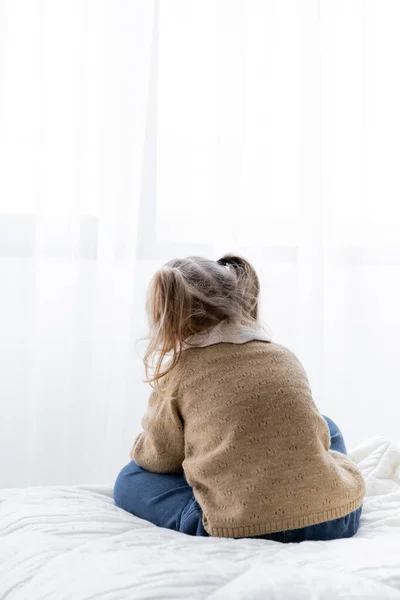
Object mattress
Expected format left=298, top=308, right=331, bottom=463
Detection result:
left=0, top=437, right=400, bottom=599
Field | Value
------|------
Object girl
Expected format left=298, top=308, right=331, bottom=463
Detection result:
left=114, top=255, right=364, bottom=542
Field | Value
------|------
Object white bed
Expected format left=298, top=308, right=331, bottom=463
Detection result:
left=1, top=438, right=400, bottom=600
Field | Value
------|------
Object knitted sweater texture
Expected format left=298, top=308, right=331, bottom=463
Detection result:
left=133, top=341, right=365, bottom=538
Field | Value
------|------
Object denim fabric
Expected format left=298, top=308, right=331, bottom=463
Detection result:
left=114, top=415, right=361, bottom=542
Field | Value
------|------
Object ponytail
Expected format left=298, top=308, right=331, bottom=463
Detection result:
left=217, top=254, right=259, bottom=320
left=144, top=266, right=192, bottom=390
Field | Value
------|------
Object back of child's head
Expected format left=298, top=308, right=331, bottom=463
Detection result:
left=144, top=254, right=260, bottom=389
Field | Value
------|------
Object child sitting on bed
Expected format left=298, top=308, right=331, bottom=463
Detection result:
left=114, top=254, right=364, bottom=542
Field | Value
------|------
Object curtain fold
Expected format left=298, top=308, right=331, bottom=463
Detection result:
left=0, top=0, right=156, bottom=487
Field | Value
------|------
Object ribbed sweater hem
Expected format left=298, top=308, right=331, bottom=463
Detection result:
left=204, top=495, right=364, bottom=538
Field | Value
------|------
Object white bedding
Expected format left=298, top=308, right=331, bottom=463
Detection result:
left=1, top=438, right=400, bottom=599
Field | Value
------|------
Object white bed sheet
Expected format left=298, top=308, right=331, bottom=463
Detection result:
left=1, top=437, right=400, bottom=599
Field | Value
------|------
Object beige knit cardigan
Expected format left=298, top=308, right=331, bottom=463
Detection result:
left=133, top=333, right=365, bottom=538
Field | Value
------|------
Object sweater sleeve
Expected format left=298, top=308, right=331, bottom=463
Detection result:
left=131, top=389, right=184, bottom=474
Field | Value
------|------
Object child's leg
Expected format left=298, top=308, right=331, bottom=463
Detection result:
left=322, top=415, right=347, bottom=455
left=283, top=506, right=362, bottom=543
left=114, top=460, right=207, bottom=536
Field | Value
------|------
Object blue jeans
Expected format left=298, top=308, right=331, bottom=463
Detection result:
left=114, top=416, right=362, bottom=542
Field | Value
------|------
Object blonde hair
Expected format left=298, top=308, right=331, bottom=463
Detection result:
left=144, top=254, right=261, bottom=393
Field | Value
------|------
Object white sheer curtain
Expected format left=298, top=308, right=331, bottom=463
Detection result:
left=0, top=0, right=156, bottom=487
left=155, top=0, right=400, bottom=446
left=1, top=0, right=400, bottom=488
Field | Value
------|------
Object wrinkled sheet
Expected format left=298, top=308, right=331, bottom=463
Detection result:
left=1, top=437, right=400, bottom=599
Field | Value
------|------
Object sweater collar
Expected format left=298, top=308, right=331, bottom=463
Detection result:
left=183, top=321, right=272, bottom=349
